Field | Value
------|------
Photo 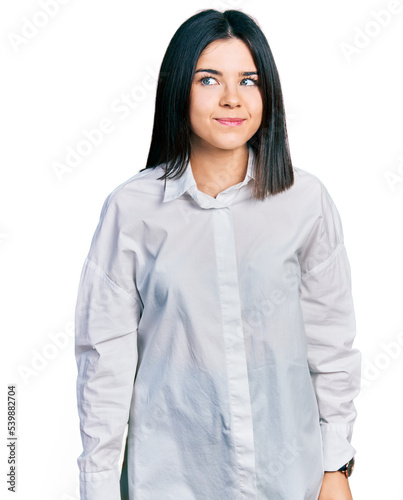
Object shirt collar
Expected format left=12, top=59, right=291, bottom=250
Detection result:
left=163, top=145, right=256, bottom=203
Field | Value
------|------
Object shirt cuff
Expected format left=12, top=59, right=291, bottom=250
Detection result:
left=320, top=423, right=356, bottom=471
left=79, top=469, right=121, bottom=500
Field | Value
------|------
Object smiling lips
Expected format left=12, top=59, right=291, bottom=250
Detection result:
left=214, top=118, right=246, bottom=127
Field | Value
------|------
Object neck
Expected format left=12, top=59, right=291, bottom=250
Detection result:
left=189, top=141, right=249, bottom=198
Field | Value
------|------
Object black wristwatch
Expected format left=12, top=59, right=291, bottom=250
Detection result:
left=338, top=457, right=355, bottom=478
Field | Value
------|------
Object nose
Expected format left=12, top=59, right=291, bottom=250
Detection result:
left=219, top=82, right=241, bottom=108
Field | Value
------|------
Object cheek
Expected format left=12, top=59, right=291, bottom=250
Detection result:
left=248, top=99, right=263, bottom=130
left=250, top=93, right=263, bottom=118
left=190, top=90, right=213, bottom=117
left=190, top=95, right=213, bottom=133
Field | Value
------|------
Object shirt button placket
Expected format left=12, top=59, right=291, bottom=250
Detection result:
left=212, top=206, right=257, bottom=499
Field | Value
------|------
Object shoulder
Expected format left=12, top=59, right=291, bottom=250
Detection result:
left=101, top=165, right=166, bottom=215
left=272, top=167, right=342, bottom=239
left=290, top=166, right=336, bottom=211
left=274, top=166, right=327, bottom=211
left=292, top=166, right=326, bottom=194
left=291, top=166, right=344, bottom=243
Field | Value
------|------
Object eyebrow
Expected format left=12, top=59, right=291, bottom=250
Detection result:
left=194, top=69, right=259, bottom=77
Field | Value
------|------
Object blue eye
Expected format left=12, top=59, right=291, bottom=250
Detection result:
left=198, top=76, right=259, bottom=86
left=240, top=78, right=258, bottom=86
left=200, top=76, right=216, bottom=85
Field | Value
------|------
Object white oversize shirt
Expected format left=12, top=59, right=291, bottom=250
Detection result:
left=74, top=146, right=361, bottom=500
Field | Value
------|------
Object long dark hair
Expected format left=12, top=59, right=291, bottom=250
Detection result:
left=140, top=9, right=294, bottom=200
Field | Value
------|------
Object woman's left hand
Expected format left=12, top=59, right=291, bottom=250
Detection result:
left=318, top=471, right=353, bottom=500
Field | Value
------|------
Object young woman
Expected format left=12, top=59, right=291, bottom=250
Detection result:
left=74, top=9, right=361, bottom=500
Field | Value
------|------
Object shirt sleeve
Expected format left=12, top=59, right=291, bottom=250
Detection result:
left=298, top=181, right=362, bottom=472
left=74, top=194, right=142, bottom=499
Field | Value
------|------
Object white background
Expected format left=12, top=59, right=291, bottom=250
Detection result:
left=1, top=0, right=402, bottom=499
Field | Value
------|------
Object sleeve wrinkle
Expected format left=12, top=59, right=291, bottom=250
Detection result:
left=300, top=181, right=345, bottom=279
left=81, top=469, right=116, bottom=477
left=86, top=257, right=141, bottom=307
left=301, top=241, right=344, bottom=279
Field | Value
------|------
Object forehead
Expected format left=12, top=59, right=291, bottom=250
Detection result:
left=196, top=38, right=256, bottom=69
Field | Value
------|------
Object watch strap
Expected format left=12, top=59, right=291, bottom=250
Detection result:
left=338, top=456, right=355, bottom=477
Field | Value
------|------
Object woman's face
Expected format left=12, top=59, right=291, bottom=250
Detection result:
left=189, top=38, right=263, bottom=154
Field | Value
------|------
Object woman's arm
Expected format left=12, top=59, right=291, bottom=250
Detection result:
left=75, top=257, right=140, bottom=499
left=319, top=471, right=353, bottom=500
left=74, top=195, right=142, bottom=500
left=298, top=180, right=361, bottom=490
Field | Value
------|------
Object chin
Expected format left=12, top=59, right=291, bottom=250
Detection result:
left=210, top=136, right=250, bottom=149
left=218, top=140, right=250, bottom=151
left=191, top=132, right=251, bottom=152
